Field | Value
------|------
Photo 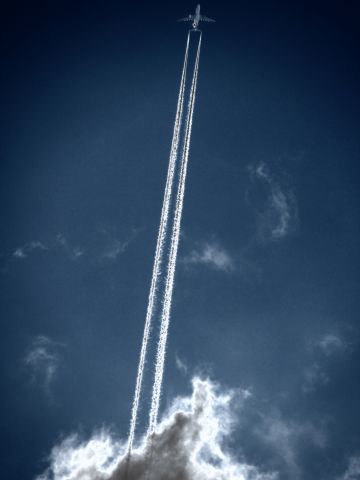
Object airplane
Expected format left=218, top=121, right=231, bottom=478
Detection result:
left=177, top=4, right=215, bottom=31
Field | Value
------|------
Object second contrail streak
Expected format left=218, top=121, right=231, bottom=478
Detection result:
left=148, top=32, right=202, bottom=434
left=126, top=32, right=190, bottom=454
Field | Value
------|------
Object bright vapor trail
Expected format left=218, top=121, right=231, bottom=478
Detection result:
left=126, top=32, right=191, bottom=454
left=148, top=32, right=202, bottom=434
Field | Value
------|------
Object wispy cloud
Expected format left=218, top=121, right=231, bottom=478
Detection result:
left=248, top=162, right=298, bottom=242
left=256, top=412, right=326, bottom=477
left=102, top=238, right=127, bottom=260
left=55, top=233, right=84, bottom=260
left=175, top=354, right=188, bottom=375
left=11, top=229, right=138, bottom=265
left=13, top=241, right=47, bottom=259
left=182, top=241, right=234, bottom=272
left=302, top=363, right=329, bottom=393
left=24, top=335, right=65, bottom=394
left=100, top=229, right=138, bottom=261
left=303, top=332, right=349, bottom=393
left=314, top=333, right=348, bottom=356
left=338, top=456, right=360, bottom=480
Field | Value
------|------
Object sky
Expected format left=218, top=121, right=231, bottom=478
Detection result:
left=1, top=1, right=360, bottom=479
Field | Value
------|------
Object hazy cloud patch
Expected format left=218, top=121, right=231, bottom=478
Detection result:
left=313, top=333, right=348, bottom=357
left=100, top=228, right=139, bottom=262
left=10, top=229, right=138, bottom=265
left=247, top=162, right=298, bottom=242
left=37, top=377, right=276, bottom=480
left=302, top=363, right=329, bottom=393
left=56, top=233, right=85, bottom=260
left=255, top=412, right=326, bottom=477
left=24, top=335, right=65, bottom=394
left=338, top=456, right=360, bottom=480
left=303, top=332, right=350, bottom=393
left=175, top=354, right=188, bottom=375
left=56, top=230, right=137, bottom=263
left=102, top=238, right=128, bottom=260
left=183, top=242, right=234, bottom=272
left=13, top=241, right=48, bottom=259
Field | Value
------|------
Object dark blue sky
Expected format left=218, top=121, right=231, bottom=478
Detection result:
left=1, top=1, right=360, bottom=479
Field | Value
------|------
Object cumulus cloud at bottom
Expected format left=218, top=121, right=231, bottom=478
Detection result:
left=37, top=378, right=275, bottom=480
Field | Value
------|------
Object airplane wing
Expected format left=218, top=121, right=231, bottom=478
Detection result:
left=177, top=15, right=194, bottom=22
left=200, top=15, right=216, bottom=22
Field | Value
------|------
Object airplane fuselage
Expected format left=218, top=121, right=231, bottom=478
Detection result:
left=177, top=4, right=215, bottom=31
left=193, top=4, right=201, bottom=29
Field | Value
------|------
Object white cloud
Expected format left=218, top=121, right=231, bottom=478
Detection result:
left=302, top=363, right=329, bottom=393
left=37, top=377, right=276, bottom=480
left=12, top=235, right=82, bottom=261
left=175, top=354, right=188, bottom=375
left=255, top=412, right=326, bottom=477
left=338, top=456, right=360, bottom=480
left=102, top=238, right=128, bottom=260
left=248, top=162, right=298, bottom=242
left=315, top=333, right=348, bottom=356
left=302, top=333, right=349, bottom=394
left=11, top=230, right=137, bottom=264
left=56, top=233, right=85, bottom=259
left=24, top=335, right=64, bottom=393
left=13, top=248, right=26, bottom=259
left=13, top=241, right=47, bottom=259
left=183, top=242, right=234, bottom=272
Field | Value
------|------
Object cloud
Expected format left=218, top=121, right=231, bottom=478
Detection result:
left=248, top=162, right=298, bottom=242
left=338, top=456, right=360, bottom=480
left=12, top=236, right=83, bottom=261
left=102, top=239, right=128, bottom=260
left=314, top=333, right=348, bottom=357
left=302, top=363, right=329, bottom=393
left=55, top=233, right=85, bottom=259
left=302, top=333, right=349, bottom=393
left=13, top=241, right=47, bottom=259
left=183, top=242, right=234, bottom=272
left=175, top=354, right=188, bottom=375
left=37, top=378, right=276, bottom=480
left=13, top=249, right=26, bottom=259
left=255, top=412, right=326, bottom=477
left=56, top=231, right=137, bottom=263
left=100, top=229, right=139, bottom=262
left=10, top=229, right=138, bottom=265
left=24, top=335, right=64, bottom=393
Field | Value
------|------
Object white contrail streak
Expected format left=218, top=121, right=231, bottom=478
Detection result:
left=126, top=32, right=191, bottom=454
left=148, top=33, right=202, bottom=434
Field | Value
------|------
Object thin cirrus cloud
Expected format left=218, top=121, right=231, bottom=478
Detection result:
left=13, top=241, right=48, bottom=259
left=12, top=234, right=83, bottom=261
left=12, top=230, right=137, bottom=264
left=255, top=412, right=326, bottom=477
left=100, top=230, right=138, bottom=261
left=247, top=162, right=298, bottom=243
left=314, top=333, right=348, bottom=356
left=174, top=354, right=188, bottom=375
left=182, top=242, right=234, bottom=272
left=338, top=456, right=360, bottom=480
left=24, top=335, right=65, bottom=394
left=302, top=363, right=330, bottom=394
left=302, top=333, right=349, bottom=393
left=55, top=233, right=85, bottom=260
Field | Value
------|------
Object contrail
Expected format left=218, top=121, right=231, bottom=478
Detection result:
left=148, top=32, right=202, bottom=434
left=126, top=33, right=191, bottom=455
